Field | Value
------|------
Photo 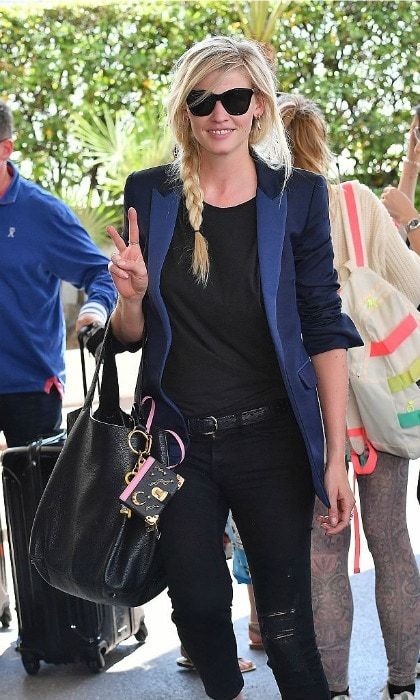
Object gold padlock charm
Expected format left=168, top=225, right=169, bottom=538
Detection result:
left=145, top=515, right=159, bottom=530
left=151, top=486, right=168, bottom=502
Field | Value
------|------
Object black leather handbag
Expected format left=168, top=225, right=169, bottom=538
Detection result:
left=30, top=322, right=183, bottom=607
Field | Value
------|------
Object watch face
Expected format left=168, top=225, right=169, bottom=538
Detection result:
left=408, top=219, right=420, bottom=230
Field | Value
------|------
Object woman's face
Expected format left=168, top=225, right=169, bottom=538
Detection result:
left=185, top=68, right=264, bottom=160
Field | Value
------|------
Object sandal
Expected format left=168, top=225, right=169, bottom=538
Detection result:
left=248, top=621, right=264, bottom=650
left=176, top=648, right=256, bottom=673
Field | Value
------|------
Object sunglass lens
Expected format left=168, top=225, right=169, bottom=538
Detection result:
left=186, top=91, right=215, bottom=117
left=187, top=88, right=254, bottom=117
left=222, top=89, right=253, bottom=115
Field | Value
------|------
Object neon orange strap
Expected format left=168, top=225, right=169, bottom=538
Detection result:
left=347, top=426, right=366, bottom=439
left=350, top=445, right=377, bottom=475
left=370, top=314, right=418, bottom=357
left=342, top=182, right=366, bottom=267
left=352, top=471, right=361, bottom=574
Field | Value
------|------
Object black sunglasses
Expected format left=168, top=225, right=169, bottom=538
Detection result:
left=186, top=88, right=254, bottom=117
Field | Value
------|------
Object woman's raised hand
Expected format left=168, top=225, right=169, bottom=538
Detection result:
left=107, top=207, right=149, bottom=300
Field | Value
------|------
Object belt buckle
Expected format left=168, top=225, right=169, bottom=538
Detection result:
left=202, top=416, right=218, bottom=436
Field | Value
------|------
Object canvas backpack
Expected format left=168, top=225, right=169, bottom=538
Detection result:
left=338, top=181, right=420, bottom=473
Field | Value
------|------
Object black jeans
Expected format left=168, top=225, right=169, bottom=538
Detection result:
left=0, top=390, right=62, bottom=447
left=158, top=401, right=329, bottom=700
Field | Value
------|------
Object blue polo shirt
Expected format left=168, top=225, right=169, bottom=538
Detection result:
left=0, top=162, right=117, bottom=394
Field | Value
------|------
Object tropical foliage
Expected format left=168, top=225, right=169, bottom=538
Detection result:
left=0, top=0, right=418, bottom=231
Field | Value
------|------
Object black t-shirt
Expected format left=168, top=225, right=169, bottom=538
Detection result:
left=160, top=198, right=287, bottom=416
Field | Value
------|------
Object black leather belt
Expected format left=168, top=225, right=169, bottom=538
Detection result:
left=186, top=401, right=288, bottom=436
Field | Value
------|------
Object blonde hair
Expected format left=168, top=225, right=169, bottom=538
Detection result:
left=278, top=94, right=341, bottom=214
left=277, top=94, right=334, bottom=177
left=167, top=35, right=291, bottom=284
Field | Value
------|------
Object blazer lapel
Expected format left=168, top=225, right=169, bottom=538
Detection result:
left=256, top=187, right=287, bottom=302
left=146, top=188, right=180, bottom=369
left=255, top=159, right=288, bottom=348
left=147, top=188, right=180, bottom=294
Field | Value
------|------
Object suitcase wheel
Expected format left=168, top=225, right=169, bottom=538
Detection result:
left=21, top=653, right=40, bottom=675
left=86, top=649, right=106, bottom=674
left=0, top=605, right=12, bottom=628
left=134, top=619, right=148, bottom=645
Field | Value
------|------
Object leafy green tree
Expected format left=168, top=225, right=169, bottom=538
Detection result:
left=0, top=0, right=418, bottom=202
left=65, top=104, right=173, bottom=244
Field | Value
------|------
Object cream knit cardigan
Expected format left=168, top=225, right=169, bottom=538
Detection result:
left=329, top=181, right=420, bottom=308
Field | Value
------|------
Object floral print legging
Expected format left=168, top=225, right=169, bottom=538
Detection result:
left=311, top=451, right=420, bottom=690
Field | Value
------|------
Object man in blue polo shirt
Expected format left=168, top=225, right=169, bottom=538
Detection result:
left=0, top=100, right=117, bottom=446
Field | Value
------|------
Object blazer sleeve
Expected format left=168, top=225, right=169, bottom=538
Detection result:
left=292, top=176, right=363, bottom=356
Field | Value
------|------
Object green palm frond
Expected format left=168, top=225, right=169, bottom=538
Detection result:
left=71, top=107, right=134, bottom=170
left=52, top=182, right=119, bottom=248
left=70, top=104, right=173, bottom=199
left=74, top=203, right=120, bottom=248
left=236, top=1, right=287, bottom=43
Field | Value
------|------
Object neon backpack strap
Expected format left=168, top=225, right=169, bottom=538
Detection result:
left=341, top=180, right=378, bottom=475
left=341, top=181, right=379, bottom=573
left=340, top=181, right=369, bottom=268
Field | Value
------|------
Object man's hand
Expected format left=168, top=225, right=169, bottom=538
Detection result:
left=75, top=314, right=104, bottom=333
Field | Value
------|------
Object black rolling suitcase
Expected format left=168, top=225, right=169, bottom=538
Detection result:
left=2, top=435, right=148, bottom=675
left=1, top=327, right=148, bottom=675
left=0, top=512, right=11, bottom=628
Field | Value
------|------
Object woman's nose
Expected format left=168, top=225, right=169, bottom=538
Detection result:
left=210, top=99, right=229, bottom=120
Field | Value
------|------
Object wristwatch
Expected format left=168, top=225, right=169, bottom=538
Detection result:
left=404, top=217, right=420, bottom=233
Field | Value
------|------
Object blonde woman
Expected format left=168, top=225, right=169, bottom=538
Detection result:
left=279, top=94, right=420, bottom=700
left=107, top=37, right=361, bottom=700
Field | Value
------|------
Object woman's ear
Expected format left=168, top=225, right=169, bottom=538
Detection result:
left=0, top=138, right=13, bottom=161
left=253, top=92, right=265, bottom=119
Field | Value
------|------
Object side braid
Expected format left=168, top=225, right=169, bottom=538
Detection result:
left=179, top=148, right=210, bottom=285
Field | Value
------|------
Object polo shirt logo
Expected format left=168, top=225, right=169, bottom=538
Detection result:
left=8, top=227, right=15, bottom=237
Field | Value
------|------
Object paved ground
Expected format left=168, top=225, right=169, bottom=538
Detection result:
left=1, top=348, right=419, bottom=699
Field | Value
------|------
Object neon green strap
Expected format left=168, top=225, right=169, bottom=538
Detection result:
left=388, top=357, right=420, bottom=393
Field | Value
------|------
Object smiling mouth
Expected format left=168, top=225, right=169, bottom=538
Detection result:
left=207, top=129, right=234, bottom=135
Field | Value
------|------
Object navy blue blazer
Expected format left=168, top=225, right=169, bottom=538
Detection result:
left=123, top=158, right=362, bottom=506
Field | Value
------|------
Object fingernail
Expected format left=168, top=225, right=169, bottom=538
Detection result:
left=330, top=517, right=338, bottom=526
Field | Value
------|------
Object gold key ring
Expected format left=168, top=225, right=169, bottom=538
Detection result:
left=127, top=428, right=152, bottom=457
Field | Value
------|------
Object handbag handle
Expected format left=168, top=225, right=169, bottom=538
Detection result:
left=81, top=320, right=185, bottom=464
left=82, top=318, right=126, bottom=419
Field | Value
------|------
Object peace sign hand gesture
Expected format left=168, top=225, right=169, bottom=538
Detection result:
left=107, top=207, right=148, bottom=300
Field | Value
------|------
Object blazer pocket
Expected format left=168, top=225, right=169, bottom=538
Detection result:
left=298, top=359, right=318, bottom=389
